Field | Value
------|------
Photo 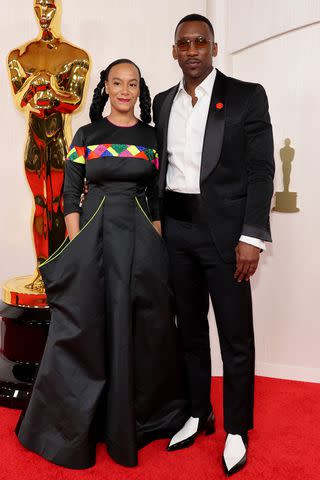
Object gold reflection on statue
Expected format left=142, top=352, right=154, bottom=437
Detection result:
left=4, top=0, right=90, bottom=306
left=273, top=138, right=300, bottom=213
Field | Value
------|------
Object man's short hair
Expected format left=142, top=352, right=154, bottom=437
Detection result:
left=175, top=14, right=215, bottom=40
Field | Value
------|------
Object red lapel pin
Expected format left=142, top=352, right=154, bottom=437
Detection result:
left=216, top=102, right=224, bottom=110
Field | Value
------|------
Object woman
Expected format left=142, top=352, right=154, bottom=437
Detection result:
left=16, top=59, right=187, bottom=469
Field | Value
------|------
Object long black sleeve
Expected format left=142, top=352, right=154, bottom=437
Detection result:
left=242, top=84, right=275, bottom=241
left=146, top=163, right=160, bottom=221
left=63, top=127, right=86, bottom=216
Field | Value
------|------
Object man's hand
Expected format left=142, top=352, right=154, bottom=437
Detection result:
left=234, top=242, right=260, bottom=282
left=80, top=180, right=89, bottom=206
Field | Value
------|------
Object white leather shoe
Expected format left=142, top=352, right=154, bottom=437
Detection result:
left=167, top=412, right=215, bottom=451
left=222, top=433, right=247, bottom=476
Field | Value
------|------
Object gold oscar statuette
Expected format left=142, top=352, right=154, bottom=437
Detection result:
left=273, top=138, right=300, bottom=213
left=4, top=0, right=90, bottom=307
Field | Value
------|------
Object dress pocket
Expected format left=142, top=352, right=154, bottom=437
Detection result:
left=39, top=196, right=106, bottom=269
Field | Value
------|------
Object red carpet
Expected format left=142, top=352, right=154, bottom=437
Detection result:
left=0, top=376, right=319, bottom=480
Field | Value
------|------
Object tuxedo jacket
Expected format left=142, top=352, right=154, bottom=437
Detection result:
left=153, top=69, right=275, bottom=262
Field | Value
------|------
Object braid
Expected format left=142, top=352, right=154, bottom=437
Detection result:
left=89, top=69, right=108, bottom=123
left=139, top=77, right=151, bottom=124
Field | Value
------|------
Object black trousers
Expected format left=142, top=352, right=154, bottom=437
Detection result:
left=164, top=215, right=255, bottom=434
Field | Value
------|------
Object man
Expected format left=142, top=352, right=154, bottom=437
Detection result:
left=153, top=14, right=274, bottom=476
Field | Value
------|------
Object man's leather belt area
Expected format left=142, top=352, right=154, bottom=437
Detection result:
left=164, top=190, right=204, bottom=223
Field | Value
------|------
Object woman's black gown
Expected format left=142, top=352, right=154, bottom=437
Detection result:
left=17, top=118, right=187, bottom=469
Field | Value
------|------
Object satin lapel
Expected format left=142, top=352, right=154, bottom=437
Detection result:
left=157, top=84, right=179, bottom=195
left=200, top=69, right=227, bottom=184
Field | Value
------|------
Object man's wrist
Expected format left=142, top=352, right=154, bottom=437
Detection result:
left=239, top=235, right=266, bottom=251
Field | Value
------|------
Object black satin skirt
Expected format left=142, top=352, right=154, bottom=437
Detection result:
left=16, top=184, right=188, bottom=469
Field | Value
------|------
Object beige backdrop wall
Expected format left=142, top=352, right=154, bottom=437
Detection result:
left=207, top=0, right=320, bottom=382
left=1, top=1, right=319, bottom=382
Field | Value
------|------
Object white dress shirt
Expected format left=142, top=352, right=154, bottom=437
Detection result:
left=166, top=68, right=265, bottom=250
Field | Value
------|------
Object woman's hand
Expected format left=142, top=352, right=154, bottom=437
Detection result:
left=65, top=212, right=80, bottom=241
left=152, top=220, right=162, bottom=237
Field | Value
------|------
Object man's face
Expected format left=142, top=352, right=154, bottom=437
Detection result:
left=34, top=0, right=56, bottom=30
left=173, top=21, right=217, bottom=81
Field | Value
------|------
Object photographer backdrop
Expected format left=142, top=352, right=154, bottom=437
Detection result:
left=0, top=0, right=319, bottom=382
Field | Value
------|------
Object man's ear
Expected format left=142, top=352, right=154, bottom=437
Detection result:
left=212, top=42, right=218, bottom=58
left=172, top=45, right=178, bottom=60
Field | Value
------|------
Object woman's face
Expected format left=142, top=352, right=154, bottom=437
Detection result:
left=105, top=63, right=140, bottom=116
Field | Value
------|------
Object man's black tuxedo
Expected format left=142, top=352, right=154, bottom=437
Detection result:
left=152, top=69, right=274, bottom=434
left=153, top=69, right=274, bottom=262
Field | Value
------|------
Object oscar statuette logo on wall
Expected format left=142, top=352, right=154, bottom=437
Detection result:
left=0, top=0, right=90, bottom=407
left=4, top=0, right=90, bottom=308
left=273, top=138, right=300, bottom=213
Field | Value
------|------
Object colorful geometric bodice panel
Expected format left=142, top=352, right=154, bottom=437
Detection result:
left=67, top=144, right=159, bottom=169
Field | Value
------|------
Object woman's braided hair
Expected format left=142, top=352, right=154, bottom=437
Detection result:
left=89, top=59, right=151, bottom=124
